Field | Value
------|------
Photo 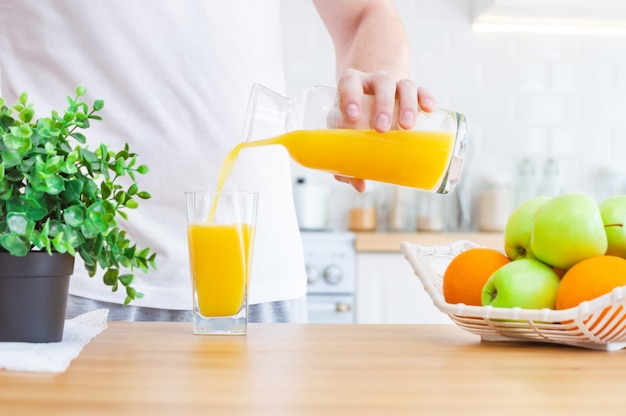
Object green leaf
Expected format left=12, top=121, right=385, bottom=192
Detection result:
left=19, top=107, right=35, bottom=123
left=63, top=112, right=76, bottom=122
left=80, top=148, right=98, bottom=164
left=1, top=150, right=22, bottom=168
left=93, top=99, right=104, bottom=111
left=101, top=181, right=112, bottom=199
left=83, top=178, right=98, bottom=199
left=18, top=92, right=28, bottom=105
left=4, top=131, right=32, bottom=152
left=125, top=199, right=138, bottom=209
left=40, top=174, right=65, bottom=195
left=114, top=191, right=126, bottom=204
left=63, top=205, right=85, bottom=227
left=103, top=269, right=118, bottom=286
left=119, top=274, right=134, bottom=286
left=114, top=158, right=125, bottom=176
left=20, top=196, right=48, bottom=221
left=14, top=124, right=33, bottom=138
left=0, top=233, right=30, bottom=256
left=6, top=211, right=29, bottom=234
left=1, top=114, right=15, bottom=131
left=44, top=155, right=64, bottom=173
left=51, top=232, right=67, bottom=253
left=60, top=179, right=84, bottom=202
left=31, top=219, right=52, bottom=253
left=78, top=246, right=97, bottom=267
left=71, top=132, right=86, bottom=144
left=136, top=165, right=149, bottom=174
left=0, top=178, right=8, bottom=199
left=76, top=86, right=86, bottom=96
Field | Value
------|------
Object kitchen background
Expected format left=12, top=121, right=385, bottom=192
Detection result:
left=281, top=0, right=626, bottom=233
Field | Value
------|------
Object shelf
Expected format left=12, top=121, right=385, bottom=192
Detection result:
left=353, top=231, right=504, bottom=252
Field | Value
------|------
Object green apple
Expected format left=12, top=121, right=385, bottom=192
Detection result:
left=481, top=258, right=560, bottom=309
left=504, top=196, right=551, bottom=260
left=599, top=195, right=626, bottom=258
left=530, top=193, right=607, bottom=270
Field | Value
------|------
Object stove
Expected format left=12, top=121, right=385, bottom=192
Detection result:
left=300, top=231, right=356, bottom=324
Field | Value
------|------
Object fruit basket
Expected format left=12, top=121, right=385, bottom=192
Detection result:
left=401, top=240, right=626, bottom=351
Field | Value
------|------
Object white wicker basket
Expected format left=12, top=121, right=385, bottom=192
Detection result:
left=401, top=240, right=626, bottom=351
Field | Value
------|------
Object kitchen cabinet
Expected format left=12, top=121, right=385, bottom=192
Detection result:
left=354, top=232, right=504, bottom=324
left=356, top=252, right=451, bottom=324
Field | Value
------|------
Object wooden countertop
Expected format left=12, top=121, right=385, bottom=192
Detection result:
left=2, top=322, right=626, bottom=415
left=354, top=231, right=504, bottom=252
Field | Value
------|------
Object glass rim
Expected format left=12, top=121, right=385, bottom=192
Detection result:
left=184, top=189, right=259, bottom=196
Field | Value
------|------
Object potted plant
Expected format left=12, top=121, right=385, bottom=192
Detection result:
left=0, top=86, right=157, bottom=342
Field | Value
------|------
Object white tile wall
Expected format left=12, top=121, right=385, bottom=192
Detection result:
left=280, top=0, right=626, bottom=231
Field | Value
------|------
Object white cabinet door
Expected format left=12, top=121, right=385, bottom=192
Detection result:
left=356, top=253, right=452, bottom=324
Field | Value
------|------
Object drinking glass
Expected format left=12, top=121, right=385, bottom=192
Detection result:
left=185, top=190, right=258, bottom=335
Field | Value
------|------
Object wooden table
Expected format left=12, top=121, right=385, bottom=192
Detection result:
left=1, top=322, right=626, bottom=415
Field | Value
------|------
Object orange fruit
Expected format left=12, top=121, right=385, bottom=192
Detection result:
left=443, top=247, right=511, bottom=306
left=556, top=255, right=626, bottom=310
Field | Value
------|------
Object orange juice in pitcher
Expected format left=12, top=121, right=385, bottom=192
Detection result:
left=215, top=84, right=466, bottom=195
left=231, top=84, right=467, bottom=194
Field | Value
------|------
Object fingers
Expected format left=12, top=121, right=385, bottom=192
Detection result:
left=396, top=79, right=418, bottom=130
left=337, top=69, right=434, bottom=132
left=337, top=71, right=365, bottom=125
left=334, top=175, right=367, bottom=193
left=417, top=86, right=436, bottom=113
left=368, top=72, right=396, bottom=133
left=338, top=69, right=396, bottom=132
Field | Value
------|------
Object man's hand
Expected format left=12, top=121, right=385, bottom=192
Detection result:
left=337, top=69, right=436, bottom=133
left=333, top=69, right=436, bottom=192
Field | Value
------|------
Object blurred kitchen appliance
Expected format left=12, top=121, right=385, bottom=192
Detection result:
left=300, top=231, right=356, bottom=324
left=293, top=177, right=329, bottom=230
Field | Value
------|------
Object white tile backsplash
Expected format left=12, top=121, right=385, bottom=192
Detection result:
left=414, top=57, right=483, bottom=91
left=280, top=0, right=626, bottom=231
left=615, top=62, right=626, bottom=91
left=517, top=37, right=581, bottom=60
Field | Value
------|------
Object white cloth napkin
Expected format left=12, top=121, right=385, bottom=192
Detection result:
left=0, top=308, right=109, bottom=373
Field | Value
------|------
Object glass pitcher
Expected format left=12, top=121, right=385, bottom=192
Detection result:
left=242, top=83, right=467, bottom=194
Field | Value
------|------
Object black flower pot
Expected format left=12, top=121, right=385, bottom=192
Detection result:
left=0, top=251, right=75, bottom=343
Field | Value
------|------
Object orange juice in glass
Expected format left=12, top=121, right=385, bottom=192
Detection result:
left=185, top=190, right=258, bottom=335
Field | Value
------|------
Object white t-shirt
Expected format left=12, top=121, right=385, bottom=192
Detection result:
left=0, top=1, right=307, bottom=309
